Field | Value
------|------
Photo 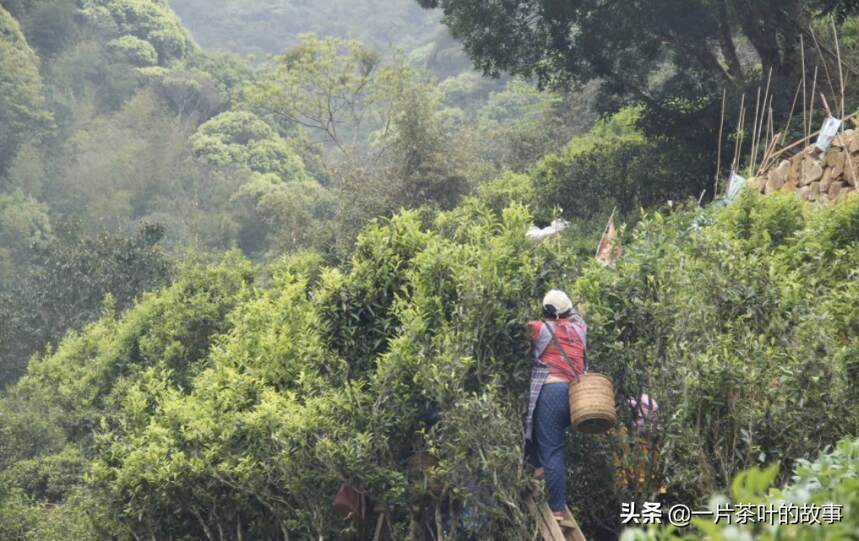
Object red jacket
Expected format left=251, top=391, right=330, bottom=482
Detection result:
left=529, top=319, right=586, bottom=381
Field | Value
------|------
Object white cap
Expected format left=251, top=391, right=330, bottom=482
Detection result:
left=543, top=289, right=572, bottom=316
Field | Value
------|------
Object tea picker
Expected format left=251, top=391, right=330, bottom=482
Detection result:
left=525, top=289, right=617, bottom=541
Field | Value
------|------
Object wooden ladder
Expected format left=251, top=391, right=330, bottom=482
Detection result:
left=372, top=496, right=586, bottom=541
left=526, top=493, right=587, bottom=541
left=372, top=504, right=391, bottom=541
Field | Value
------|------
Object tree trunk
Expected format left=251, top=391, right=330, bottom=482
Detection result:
left=718, top=0, right=744, bottom=82
left=191, top=508, right=215, bottom=541
left=435, top=503, right=445, bottom=541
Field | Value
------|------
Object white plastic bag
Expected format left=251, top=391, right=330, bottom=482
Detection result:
left=815, top=116, right=843, bottom=153
left=691, top=171, right=746, bottom=231
left=725, top=171, right=747, bottom=202
left=526, top=219, right=569, bottom=241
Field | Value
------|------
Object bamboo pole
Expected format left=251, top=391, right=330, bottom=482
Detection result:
left=762, top=76, right=805, bottom=174
left=833, top=19, right=854, bottom=186
left=768, top=103, right=775, bottom=156
left=820, top=92, right=833, bottom=118
left=757, top=67, right=774, bottom=146
left=732, top=94, right=746, bottom=173
left=809, top=66, right=819, bottom=139
left=833, top=20, right=846, bottom=120
left=759, top=66, right=774, bottom=147
left=801, top=34, right=808, bottom=140
left=757, top=103, right=777, bottom=176
left=734, top=101, right=748, bottom=174
left=809, top=25, right=839, bottom=118
left=751, top=86, right=762, bottom=172
left=753, top=92, right=772, bottom=173
left=784, top=77, right=803, bottom=139
left=715, top=88, right=727, bottom=195
left=758, top=138, right=779, bottom=176
left=770, top=105, right=775, bottom=148
left=762, top=110, right=859, bottom=165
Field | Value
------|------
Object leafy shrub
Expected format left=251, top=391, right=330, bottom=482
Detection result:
left=106, top=34, right=157, bottom=66
left=622, top=437, right=859, bottom=541
left=476, top=170, right=535, bottom=214
left=80, top=0, right=195, bottom=64
left=1, top=193, right=858, bottom=539
left=191, top=110, right=311, bottom=182
left=230, top=173, right=335, bottom=256
left=531, top=107, right=709, bottom=223
left=0, top=5, right=52, bottom=174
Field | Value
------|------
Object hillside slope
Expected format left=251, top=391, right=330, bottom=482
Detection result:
left=1, top=189, right=858, bottom=539
left=169, top=0, right=439, bottom=54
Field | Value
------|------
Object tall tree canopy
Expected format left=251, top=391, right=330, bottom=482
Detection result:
left=80, top=0, right=196, bottom=64
left=0, top=5, right=51, bottom=175
left=416, top=0, right=859, bottom=104
left=190, top=110, right=311, bottom=182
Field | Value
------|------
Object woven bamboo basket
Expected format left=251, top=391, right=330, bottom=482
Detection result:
left=569, top=373, right=617, bottom=434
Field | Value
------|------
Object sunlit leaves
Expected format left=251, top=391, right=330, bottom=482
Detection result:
left=3, top=190, right=859, bottom=539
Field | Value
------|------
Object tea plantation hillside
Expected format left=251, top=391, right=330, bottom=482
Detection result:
left=1, top=188, right=858, bottom=540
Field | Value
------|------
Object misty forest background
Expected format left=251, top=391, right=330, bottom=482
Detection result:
left=1, top=1, right=859, bottom=540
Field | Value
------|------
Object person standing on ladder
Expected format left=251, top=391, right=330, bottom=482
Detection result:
left=525, top=289, right=588, bottom=520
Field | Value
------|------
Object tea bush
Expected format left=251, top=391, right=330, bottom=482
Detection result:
left=622, top=436, right=859, bottom=541
left=0, top=190, right=857, bottom=539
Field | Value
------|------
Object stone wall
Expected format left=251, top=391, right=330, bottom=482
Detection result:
left=754, top=130, right=859, bottom=201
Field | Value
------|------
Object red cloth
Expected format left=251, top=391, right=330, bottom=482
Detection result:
left=529, top=320, right=585, bottom=381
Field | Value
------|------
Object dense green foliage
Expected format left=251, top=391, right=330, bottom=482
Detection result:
left=417, top=0, right=858, bottom=97
left=579, top=190, right=859, bottom=508
left=3, top=1, right=591, bottom=380
left=0, top=216, right=172, bottom=385
left=1, top=191, right=857, bottom=539
left=624, top=436, right=859, bottom=540
left=31, top=223, right=169, bottom=343
left=529, top=107, right=704, bottom=221
left=3, top=2, right=859, bottom=538
left=0, top=5, right=51, bottom=175
left=417, top=0, right=859, bottom=210
left=80, top=0, right=195, bottom=63
left=190, top=110, right=311, bottom=181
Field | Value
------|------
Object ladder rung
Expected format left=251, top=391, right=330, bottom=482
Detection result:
left=526, top=493, right=587, bottom=541
left=557, top=518, right=576, bottom=529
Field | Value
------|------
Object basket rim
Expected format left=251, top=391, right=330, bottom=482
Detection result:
left=572, top=372, right=613, bottom=384
left=573, top=410, right=618, bottom=420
